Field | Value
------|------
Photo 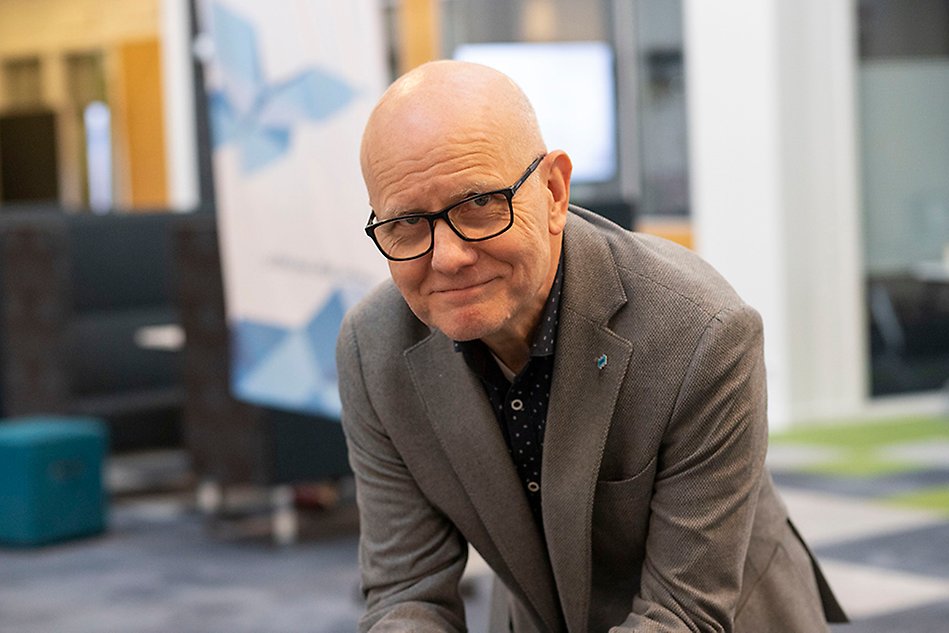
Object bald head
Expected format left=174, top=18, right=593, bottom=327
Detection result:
left=360, top=61, right=546, bottom=188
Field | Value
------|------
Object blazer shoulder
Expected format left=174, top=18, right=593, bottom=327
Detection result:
left=628, top=233, right=744, bottom=312
left=569, top=207, right=749, bottom=317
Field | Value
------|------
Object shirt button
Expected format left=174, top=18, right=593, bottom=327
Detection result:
left=511, top=399, right=524, bottom=411
left=527, top=481, right=540, bottom=493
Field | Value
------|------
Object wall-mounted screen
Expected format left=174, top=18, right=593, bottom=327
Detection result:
left=454, top=41, right=618, bottom=184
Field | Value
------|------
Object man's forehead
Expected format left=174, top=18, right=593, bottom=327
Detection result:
left=362, top=64, right=542, bottom=212
left=370, top=151, right=508, bottom=214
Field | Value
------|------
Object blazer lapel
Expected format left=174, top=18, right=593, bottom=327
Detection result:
left=405, top=334, right=564, bottom=632
left=542, top=211, right=633, bottom=633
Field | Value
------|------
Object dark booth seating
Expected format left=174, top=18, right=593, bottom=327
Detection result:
left=1, top=208, right=350, bottom=496
left=0, top=209, right=184, bottom=451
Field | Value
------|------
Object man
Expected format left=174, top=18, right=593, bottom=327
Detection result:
left=337, top=60, right=846, bottom=632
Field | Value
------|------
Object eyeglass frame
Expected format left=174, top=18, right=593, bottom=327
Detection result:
left=364, top=154, right=546, bottom=261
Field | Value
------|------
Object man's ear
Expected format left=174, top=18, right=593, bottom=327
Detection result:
left=545, top=150, right=572, bottom=235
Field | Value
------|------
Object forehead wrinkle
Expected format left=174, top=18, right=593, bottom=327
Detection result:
left=376, top=169, right=495, bottom=217
left=371, top=145, right=507, bottom=213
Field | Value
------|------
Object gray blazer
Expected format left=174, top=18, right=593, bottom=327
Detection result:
left=337, top=206, right=843, bottom=632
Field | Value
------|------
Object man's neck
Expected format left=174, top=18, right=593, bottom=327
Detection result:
left=483, top=333, right=532, bottom=375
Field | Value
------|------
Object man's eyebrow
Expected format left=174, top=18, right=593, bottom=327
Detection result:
left=452, top=188, right=486, bottom=202
left=377, top=207, right=427, bottom=220
left=450, top=180, right=495, bottom=202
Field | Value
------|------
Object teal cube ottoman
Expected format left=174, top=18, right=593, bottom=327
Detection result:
left=0, top=416, right=108, bottom=546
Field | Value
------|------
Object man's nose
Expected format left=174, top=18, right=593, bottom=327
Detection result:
left=430, top=219, right=477, bottom=272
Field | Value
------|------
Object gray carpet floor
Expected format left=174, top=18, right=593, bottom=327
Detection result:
left=0, top=484, right=492, bottom=633
left=1, top=449, right=948, bottom=632
left=1, top=498, right=365, bottom=633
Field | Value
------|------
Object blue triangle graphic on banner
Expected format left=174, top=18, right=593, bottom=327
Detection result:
left=232, top=320, right=288, bottom=385
left=235, top=329, right=321, bottom=410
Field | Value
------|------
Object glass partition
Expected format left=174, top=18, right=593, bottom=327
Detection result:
left=858, top=0, right=949, bottom=395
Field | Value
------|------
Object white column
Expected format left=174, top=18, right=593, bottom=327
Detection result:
left=161, top=0, right=201, bottom=211
left=683, top=0, right=865, bottom=429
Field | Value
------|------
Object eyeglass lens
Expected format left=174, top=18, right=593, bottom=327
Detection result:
left=373, top=192, right=511, bottom=260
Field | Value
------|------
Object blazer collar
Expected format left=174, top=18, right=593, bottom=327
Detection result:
left=405, top=209, right=632, bottom=632
left=405, top=333, right=564, bottom=632
left=542, top=209, right=633, bottom=632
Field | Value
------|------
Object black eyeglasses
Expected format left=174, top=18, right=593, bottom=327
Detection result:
left=365, top=155, right=545, bottom=261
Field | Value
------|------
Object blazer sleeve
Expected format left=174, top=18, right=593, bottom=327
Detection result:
left=614, top=303, right=770, bottom=632
left=336, top=313, right=469, bottom=633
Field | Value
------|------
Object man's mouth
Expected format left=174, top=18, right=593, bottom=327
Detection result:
left=432, top=277, right=496, bottom=296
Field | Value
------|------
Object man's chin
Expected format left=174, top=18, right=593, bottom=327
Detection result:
left=437, top=325, right=489, bottom=343
left=432, top=315, right=499, bottom=343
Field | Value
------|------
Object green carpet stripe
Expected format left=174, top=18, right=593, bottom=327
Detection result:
left=803, top=455, right=919, bottom=478
left=772, top=415, right=949, bottom=449
left=886, top=486, right=949, bottom=516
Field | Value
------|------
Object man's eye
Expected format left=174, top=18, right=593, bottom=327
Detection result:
left=401, top=216, right=423, bottom=226
left=471, top=195, right=491, bottom=207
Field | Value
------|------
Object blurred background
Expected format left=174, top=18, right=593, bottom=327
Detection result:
left=0, top=1, right=947, bottom=632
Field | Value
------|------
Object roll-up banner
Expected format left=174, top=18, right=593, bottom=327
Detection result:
left=198, top=0, right=388, bottom=418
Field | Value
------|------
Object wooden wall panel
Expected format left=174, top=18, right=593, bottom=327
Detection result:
left=398, top=0, right=441, bottom=74
left=118, top=39, right=167, bottom=209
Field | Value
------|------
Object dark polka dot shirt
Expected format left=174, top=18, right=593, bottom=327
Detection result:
left=455, top=257, right=564, bottom=527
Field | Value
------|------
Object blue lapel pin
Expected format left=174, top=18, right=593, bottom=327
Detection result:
left=596, top=354, right=608, bottom=370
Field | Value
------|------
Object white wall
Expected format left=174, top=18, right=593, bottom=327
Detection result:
left=684, top=0, right=866, bottom=428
